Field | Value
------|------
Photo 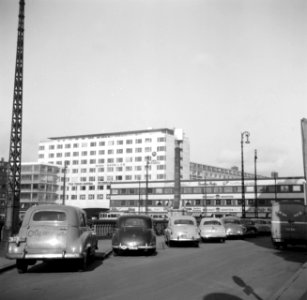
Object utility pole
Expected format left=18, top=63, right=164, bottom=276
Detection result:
left=254, top=150, right=258, bottom=218
left=62, top=162, right=68, bottom=205
left=3, top=0, right=25, bottom=240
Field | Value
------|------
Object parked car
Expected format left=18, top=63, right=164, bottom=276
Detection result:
left=240, top=219, right=258, bottom=237
left=6, top=204, right=98, bottom=273
left=251, top=218, right=271, bottom=235
left=199, top=218, right=226, bottom=243
left=112, top=215, right=156, bottom=255
left=222, top=216, right=245, bottom=239
left=164, top=215, right=200, bottom=247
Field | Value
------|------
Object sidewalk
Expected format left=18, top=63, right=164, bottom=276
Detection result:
left=0, top=239, right=113, bottom=273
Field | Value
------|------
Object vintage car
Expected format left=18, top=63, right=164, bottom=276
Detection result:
left=251, top=218, right=271, bottom=235
left=164, top=215, right=200, bottom=247
left=112, top=215, right=156, bottom=255
left=240, top=218, right=258, bottom=237
left=6, top=204, right=98, bottom=273
left=222, top=216, right=246, bottom=239
left=199, top=218, right=226, bottom=242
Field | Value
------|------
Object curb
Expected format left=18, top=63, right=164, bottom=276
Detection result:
left=268, top=261, right=307, bottom=300
left=0, top=262, right=16, bottom=273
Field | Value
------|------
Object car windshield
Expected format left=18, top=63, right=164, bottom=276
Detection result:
left=224, top=219, right=241, bottom=225
left=33, top=211, right=66, bottom=222
left=119, top=218, right=151, bottom=228
left=174, top=219, right=195, bottom=225
left=202, top=220, right=222, bottom=226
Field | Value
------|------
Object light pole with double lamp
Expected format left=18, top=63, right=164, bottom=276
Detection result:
left=241, top=131, right=250, bottom=218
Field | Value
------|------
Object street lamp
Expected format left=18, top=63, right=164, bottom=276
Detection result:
left=145, top=156, right=151, bottom=215
left=62, top=161, right=68, bottom=205
left=241, top=131, right=250, bottom=218
left=254, top=149, right=258, bottom=218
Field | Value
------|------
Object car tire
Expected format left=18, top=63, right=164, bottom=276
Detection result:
left=79, top=251, right=89, bottom=271
left=220, top=238, right=225, bottom=243
left=16, top=259, right=28, bottom=274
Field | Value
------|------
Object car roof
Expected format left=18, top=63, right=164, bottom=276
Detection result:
left=21, top=204, right=85, bottom=226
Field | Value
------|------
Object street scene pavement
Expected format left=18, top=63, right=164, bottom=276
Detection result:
left=1, top=236, right=306, bottom=300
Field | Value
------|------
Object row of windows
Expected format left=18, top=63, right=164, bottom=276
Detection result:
left=62, top=194, right=105, bottom=200
left=110, top=198, right=277, bottom=207
left=38, top=155, right=167, bottom=163
left=39, top=137, right=167, bottom=151
left=42, top=147, right=166, bottom=156
left=111, top=184, right=304, bottom=195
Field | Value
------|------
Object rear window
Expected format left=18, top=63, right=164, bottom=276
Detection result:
left=119, top=218, right=151, bottom=228
left=33, top=211, right=66, bottom=222
left=203, top=220, right=222, bottom=226
left=174, top=219, right=195, bottom=225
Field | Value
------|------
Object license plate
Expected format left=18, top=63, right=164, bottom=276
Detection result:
left=129, top=246, right=138, bottom=250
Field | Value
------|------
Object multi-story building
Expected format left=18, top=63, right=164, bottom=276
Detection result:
left=20, top=163, right=60, bottom=214
left=37, top=128, right=190, bottom=209
left=109, top=177, right=306, bottom=218
left=0, top=158, right=8, bottom=219
left=190, top=162, right=267, bottom=180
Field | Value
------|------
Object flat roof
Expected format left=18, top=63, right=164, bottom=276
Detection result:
left=48, top=128, right=175, bottom=140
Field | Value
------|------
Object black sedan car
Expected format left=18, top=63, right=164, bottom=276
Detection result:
left=112, top=215, right=157, bottom=255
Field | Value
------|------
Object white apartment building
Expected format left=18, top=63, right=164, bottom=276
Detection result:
left=37, top=128, right=190, bottom=209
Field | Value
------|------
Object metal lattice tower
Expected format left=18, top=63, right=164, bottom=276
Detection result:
left=4, top=0, right=25, bottom=238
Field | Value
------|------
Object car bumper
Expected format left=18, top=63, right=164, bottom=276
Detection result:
left=201, top=234, right=226, bottom=239
left=6, top=252, right=84, bottom=260
left=113, top=244, right=156, bottom=251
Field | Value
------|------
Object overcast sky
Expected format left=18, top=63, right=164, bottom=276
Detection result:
left=1, top=0, right=306, bottom=177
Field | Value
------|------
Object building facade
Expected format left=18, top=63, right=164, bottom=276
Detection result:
left=20, top=163, right=60, bottom=214
left=109, top=177, right=306, bottom=218
left=0, top=158, right=8, bottom=219
left=190, top=162, right=266, bottom=180
left=37, top=128, right=190, bottom=209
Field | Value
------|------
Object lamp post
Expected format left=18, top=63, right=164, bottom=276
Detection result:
left=62, top=161, right=68, bottom=205
left=145, top=156, right=150, bottom=215
left=254, top=150, right=258, bottom=218
left=241, top=131, right=250, bottom=218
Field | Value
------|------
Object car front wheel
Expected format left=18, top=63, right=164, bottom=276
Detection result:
left=16, top=259, right=28, bottom=274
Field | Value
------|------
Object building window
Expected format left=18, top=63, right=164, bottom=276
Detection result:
left=126, top=157, right=133, bottom=162
left=126, top=148, right=133, bottom=153
left=125, top=175, right=132, bottom=180
left=90, top=142, right=96, bottom=147
left=145, top=147, right=152, bottom=152
left=135, top=156, right=142, bottom=162
left=157, top=137, right=165, bottom=142
left=126, top=166, right=132, bottom=171
left=81, top=151, right=87, bottom=156
left=145, top=138, right=152, bottom=143
left=90, top=151, right=96, bottom=155
left=107, top=167, right=114, bottom=172
left=135, top=166, right=142, bottom=171
left=126, top=139, right=133, bottom=144
left=157, top=146, right=166, bottom=151
left=98, top=159, right=105, bottom=164
left=97, top=194, right=104, bottom=199
left=80, top=195, right=86, bottom=200
left=90, top=159, right=96, bottom=164
left=73, top=152, right=79, bottom=157
left=98, top=176, right=104, bottom=181
left=116, top=157, right=123, bottom=163
left=157, top=174, right=165, bottom=180
left=97, top=167, right=104, bottom=172
left=99, top=141, right=105, bottom=146
left=108, top=141, right=114, bottom=146
left=135, top=139, right=142, bottom=144
left=117, top=149, right=123, bottom=154
left=39, top=145, right=45, bottom=150
left=117, top=140, right=123, bottom=145
left=99, top=150, right=105, bottom=155
left=65, top=144, right=71, bottom=149
left=89, top=176, right=95, bottom=181
left=88, top=194, right=95, bottom=200
left=72, top=160, right=78, bottom=165
left=56, top=153, right=62, bottom=157
left=157, top=165, right=166, bottom=170
left=57, top=144, right=63, bottom=149
left=81, top=168, right=87, bottom=173
left=81, top=160, right=87, bottom=164
left=107, top=158, right=114, bottom=163
left=157, top=155, right=166, bottom=161
left=73, top=143, right=78, bottom=148
left=108, top=149, right=114, bottom=154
